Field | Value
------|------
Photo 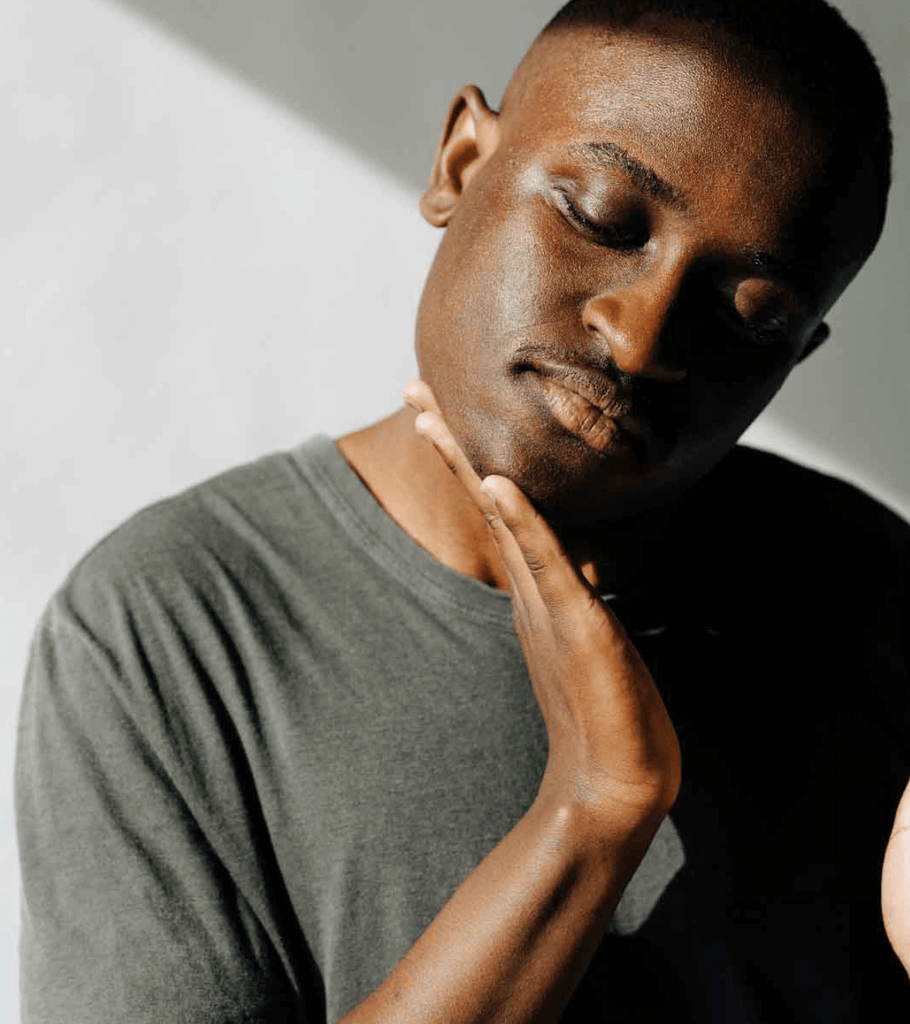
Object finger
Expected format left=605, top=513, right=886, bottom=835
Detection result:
left=413, top=410, right=488, bottom=506
left=410, top=409, right=542, bottom=608
left=479, top=474, right=602, bottom=620
left=402, top=379, right=443, bottom=416
left=486, top=500, right=546, bottom=622
left=412, top=411, right=529, bottom=585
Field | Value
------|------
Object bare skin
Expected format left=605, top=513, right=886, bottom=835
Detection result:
left=883, top=779, right=910, bottom=976
left=334, top=18, right=905, bottom=1023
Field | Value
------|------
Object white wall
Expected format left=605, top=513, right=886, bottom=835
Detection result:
left=2, top=2, right=435, bottom=1016
left=3, top=1, right=908, bottom=1019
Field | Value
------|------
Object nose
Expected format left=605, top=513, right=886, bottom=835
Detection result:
left=581, top=264, right=689, bottom=383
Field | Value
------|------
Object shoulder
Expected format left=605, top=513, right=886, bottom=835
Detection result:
left=62, top=450, right=291, bottom=594
left=25, top=440, right=349, bottom=763
left=689, top=444, right=910, bottom=575
left=18, top=450, right=313, bottom=1024
left=665, top=447, right=910, bottom=751
left=726, top=445, right=908, bottom=534
left=40, top=439, right=342, bottom=656
left=669, top=445, right=910, bottom=639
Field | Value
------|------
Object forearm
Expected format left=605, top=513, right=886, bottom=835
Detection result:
left=340, top=784, right=666, bottom=1024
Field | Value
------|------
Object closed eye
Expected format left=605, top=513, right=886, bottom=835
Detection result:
left=556, top=191, right=646, bottom=251
left=726, top=308, right=791, bottom=347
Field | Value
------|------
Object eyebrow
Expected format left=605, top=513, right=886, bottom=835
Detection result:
left=572, top=142, right=687, bottom=210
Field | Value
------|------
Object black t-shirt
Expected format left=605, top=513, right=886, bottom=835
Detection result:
left=16, top=437, right=910, bottom=1022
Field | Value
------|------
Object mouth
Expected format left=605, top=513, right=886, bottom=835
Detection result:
left=524, top=359, right=650, bottom=457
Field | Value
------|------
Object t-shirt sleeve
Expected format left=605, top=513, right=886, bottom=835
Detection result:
left=16, top=597, right=306, bottom=1024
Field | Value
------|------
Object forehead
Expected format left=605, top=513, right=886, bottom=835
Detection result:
left=506, top=27, right=822, bottom=202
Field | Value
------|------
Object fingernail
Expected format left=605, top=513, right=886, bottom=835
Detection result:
left=402, top=383, right=421, bottom=411
left=479, top=479, right=498, bottom=505
left=413, top=411, right=435, bottom=436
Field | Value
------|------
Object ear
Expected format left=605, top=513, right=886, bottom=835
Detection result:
left=796, top=321, right=831, bottom=364
left=420, top=85, right=501, bottom=228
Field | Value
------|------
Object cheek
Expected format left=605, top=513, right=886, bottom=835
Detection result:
left=466, top=167, right=594, bottom=340
left=420, top=209, right=584, bottom=412
left=687, top=352, right=796, bottom=440
left=480, top=210, right=573, bottom=340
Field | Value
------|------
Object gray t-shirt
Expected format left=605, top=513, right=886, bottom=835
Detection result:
left=17, top=436, right=910, bottom=1022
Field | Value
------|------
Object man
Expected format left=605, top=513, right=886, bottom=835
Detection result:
left=16, top=0, right=909, bottom=1021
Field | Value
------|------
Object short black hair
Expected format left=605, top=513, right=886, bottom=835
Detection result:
left=542, top=0, right=892, bottom=256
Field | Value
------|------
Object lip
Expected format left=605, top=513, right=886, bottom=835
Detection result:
left=527, top=360, right=649, bottom=456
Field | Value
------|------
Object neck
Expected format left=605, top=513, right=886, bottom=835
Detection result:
left=336, top=406, right=676, bottom=595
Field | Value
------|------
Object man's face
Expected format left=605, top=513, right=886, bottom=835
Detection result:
left=415, top=26, right=860, bottom=524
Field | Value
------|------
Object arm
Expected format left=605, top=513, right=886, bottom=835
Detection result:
left=883, top=775, right=910, bottom=977
left=16, top=606, right=306, bottom=1023
left=337, top=383, right=682, bottom=1024
left=18, top=383, right=680, bottom=1024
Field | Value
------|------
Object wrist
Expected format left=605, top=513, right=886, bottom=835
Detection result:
left=531, top=766, right=672, bottom=871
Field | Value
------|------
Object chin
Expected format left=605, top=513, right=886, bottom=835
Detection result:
left=459, top=419, right=677, bottom=525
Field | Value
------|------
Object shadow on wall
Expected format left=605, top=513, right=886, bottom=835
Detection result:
left=103, top=0, right=557, bottom=192
left=109, top=0, right=910, bottom=512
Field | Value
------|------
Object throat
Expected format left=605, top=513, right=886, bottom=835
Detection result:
left=335, top=408, right=512, bottom=592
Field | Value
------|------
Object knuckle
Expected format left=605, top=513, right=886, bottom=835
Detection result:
left=523, top=551, right=549, bottom=576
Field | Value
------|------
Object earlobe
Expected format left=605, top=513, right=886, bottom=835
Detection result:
left=419, top=85, right=501, bottom=228
left=797, top=321, right=831, bottom=364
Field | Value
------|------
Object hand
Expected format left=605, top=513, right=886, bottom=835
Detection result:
left=403, top=381, right=682, bottom=832
left=883, top=776, right=910, bottom=976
